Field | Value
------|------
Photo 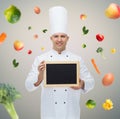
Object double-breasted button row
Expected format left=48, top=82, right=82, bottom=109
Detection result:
left=53, top=89, right=68, bottom=105
left=50, top=55, right=69, bottom=58
left=55, top=102, right=66, bottom=104
left=53, top=89, right=67, bottom=92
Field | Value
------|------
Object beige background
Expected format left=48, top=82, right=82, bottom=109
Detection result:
left=0, top=0, right=120, bottom=119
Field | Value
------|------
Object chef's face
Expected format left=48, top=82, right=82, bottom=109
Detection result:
left=50, top=33, right=69, bottom=53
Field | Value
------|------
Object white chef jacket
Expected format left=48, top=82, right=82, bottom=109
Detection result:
left=25, top=49, right=95, bottom=119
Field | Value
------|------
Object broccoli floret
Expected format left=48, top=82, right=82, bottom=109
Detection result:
left=96, top=47, right=106, bottom=59
left=0, top=83, right=21, bottom=119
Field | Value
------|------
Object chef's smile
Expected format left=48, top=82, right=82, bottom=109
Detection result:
left=56, top=41, right=63, bottom=47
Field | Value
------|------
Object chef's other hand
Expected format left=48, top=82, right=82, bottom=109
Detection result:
left=34, top=61, right=45, bottom=87
left=38, top=61, right=45, bottom=72
left=71, top=79, right=84, bottom=90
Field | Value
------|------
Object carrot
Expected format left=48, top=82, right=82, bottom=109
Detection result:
left=91, top=58, right=100, bottom=74
left=0, top=32, right=7, bottom=44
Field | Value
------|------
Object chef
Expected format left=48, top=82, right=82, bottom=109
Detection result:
left=25, top=6, right=95, bottom=119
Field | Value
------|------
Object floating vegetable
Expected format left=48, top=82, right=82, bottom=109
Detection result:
left=28, top=50, right=32, bottom=54
left=102, top=73, right=114, bottom=86
left=13, top=59, right=19, bottom=68
left=28, top=26, right=32, bottom=30
left=96, top=47, right=106, bottom=59
left=91, top=58, right=100, bottom=74
left=42, top=29, right=48, bottom=33
left=0, top=32, right=7, bottom=44
left=41, top=47, right=45, bottom=51
left=82, top=26, right=89, bottom=35
left=0, top=83, right=21, bottom=119
left=4, top=5, right=21, bottom=24
left=102, top=99, right=113, bottom=110
left=96, top=34, right=104, bottom=42
left=110, top=48, right=116, bottom=54
left=86, top=99, right=96, bottom=109
left=82, top=43, right=86, bottom=48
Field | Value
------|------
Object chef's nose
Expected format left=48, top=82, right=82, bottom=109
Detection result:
left=58, top=36, right=62, bottom=41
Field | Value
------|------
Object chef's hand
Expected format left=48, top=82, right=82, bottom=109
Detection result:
left=34, top=61, right=45, bottom=87
left=71, top=79, right=85, bottom=90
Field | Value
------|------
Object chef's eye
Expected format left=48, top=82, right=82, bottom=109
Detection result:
left=53, top=35, right=59, bottom=38
left=61, top=35, right=66, bottom=38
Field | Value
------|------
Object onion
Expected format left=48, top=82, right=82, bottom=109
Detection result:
left=102, top=73, right=114, bottom=86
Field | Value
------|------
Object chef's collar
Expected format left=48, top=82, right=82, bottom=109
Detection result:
left=51, top=49, right=67, bottom=55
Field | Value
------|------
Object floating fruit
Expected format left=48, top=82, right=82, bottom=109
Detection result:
left=13, top=40, right=24, bottom=51
left=80, top=14, right=87, bottom=20
left=105, top=3, right=120, bottom=19
left=28, top=50, right=32, bottom=54
left=4, top=5, right=21, bottom=23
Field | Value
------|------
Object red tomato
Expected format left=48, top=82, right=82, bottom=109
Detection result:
left=28, top=50, right=32, bottom=54
left=102, top=73, right=114, bottom=86
left=96, top=34, right=104, bottom=42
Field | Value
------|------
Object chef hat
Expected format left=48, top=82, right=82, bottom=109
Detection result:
left=49, top=6, right=68, bottom=35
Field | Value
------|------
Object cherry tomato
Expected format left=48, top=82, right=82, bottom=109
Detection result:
left=28, top=50, right=32, bottom=54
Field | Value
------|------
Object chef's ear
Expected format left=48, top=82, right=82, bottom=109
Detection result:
left=50, top=36, right=52, bottom=40
left=66, top=35, right=69, bottom=41
left=50, top=35, right=53, bottom=40
left=67, top=35, right=69, bottom=39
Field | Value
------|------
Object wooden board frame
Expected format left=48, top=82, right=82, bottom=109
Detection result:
left=44, top=61, right=80, bottom=87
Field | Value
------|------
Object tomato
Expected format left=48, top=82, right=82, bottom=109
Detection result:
left=102, top=73, right=114, bottom=86
left=28, top=50, right=32, bottom=54
left=96, top=34, right=104, bottom=42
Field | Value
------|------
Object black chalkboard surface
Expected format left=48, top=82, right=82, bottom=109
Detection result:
left=44, top=61, right=80, bottom=87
